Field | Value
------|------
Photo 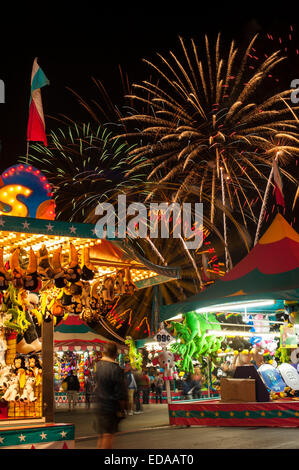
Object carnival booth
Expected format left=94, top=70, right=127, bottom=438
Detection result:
left=54, top=314, right=128, bottom=407
left=0, top=164, right=180, bottom=448
left=160, top=214, right=299, bottom=428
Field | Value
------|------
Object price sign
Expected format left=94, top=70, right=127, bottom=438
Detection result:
left=153, top=328, right=174, bottom=346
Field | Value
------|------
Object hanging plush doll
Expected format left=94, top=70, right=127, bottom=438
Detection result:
left=52, top=246, right=68, bottom=288
left=114, top=269, right=125, bottom=296
left=10, top=248, right=24, bottom=289
left=90, top=281, right=101, bottom=311
left=0, top=247, right=10, bottom=290
left=65, top=243, right=82, bottom=284
left=80, top=246, right=96, bottom=281
left=38, top=245, right=56, bottom=279
left=23, top=248, right=41, bottom=292
left=17, top=289, right=42, bottom=354
left=101, top=276, right=115, bottom=303
left=124, top=268, right=137, bottom=295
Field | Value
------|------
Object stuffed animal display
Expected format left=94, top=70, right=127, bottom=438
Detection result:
left=0, top=354, right=41, bottom=403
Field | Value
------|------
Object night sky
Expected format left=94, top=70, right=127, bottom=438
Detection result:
left=0, top=13, right=297, bottom=172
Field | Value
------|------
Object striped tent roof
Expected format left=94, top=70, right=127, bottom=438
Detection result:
left=160, top=214, right=299, bottom=320
left=54, top=314, right=126, bottom=352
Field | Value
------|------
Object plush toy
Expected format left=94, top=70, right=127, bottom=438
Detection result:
left=101, top=276, right=115, bottom=303
left=28, top=354, right=42, bottom=386
left=0, top=329, right=7, bottom=365
left=155, top=349, right=175, bottom=381
left=80, top=246, right=96, bottom=281
left=2, top=374, right=20, bottom=401
left=65, top=243, right=82, bottom=284
left=0, top=364, right=12, bottom=390
left=124, top=268, right=137, bottom=295
left=19, top=376, right=37, bottom=402
left=114, top=270, right=126, bottom=296
left=125, top=336, right=143, bottom=370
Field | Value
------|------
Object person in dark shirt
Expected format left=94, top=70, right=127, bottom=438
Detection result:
left=62, top=370, right=80, bottom=411
left=94, top=342, right=128, bottom=449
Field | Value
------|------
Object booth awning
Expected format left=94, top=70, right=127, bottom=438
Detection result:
left=160, top=214, right=299, bottom=320
left=54, top=314, right=127, bottom=352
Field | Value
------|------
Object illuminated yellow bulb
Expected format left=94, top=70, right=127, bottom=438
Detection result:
left=9, top=187, right=14, bottom=192
left=25, top=189, right=31, bottom=195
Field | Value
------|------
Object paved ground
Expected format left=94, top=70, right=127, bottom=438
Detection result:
left=54, top=403, right=299, bottom=450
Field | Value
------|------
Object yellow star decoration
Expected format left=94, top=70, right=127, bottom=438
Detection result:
left=215, top=412, right=219, bottom=417
left=261, top=412, right=266, bottom=416
left=172, top=412, right=175, bottom=417
left=186, top=412, right=190, bottom=417
left=295, top=412, right=299, bottom=417
left=230, top=412, right=234, bottom=417
left=200, top=412, right=205, bottom=417
left=278, top=412, right=282, bottom=416
left=245, top=412, right=250, bottom=416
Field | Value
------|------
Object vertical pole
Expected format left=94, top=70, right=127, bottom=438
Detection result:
left=42, top=318, right=54, bottom=422
left=163, top=345, right=172, bottom=404
left=220, top=167, right=229, bottom=272
left=26, top=141, right=29, bottom=164
left=165, top=380, right=172, bottom=404
left=207, top=356, right=210, bottom=399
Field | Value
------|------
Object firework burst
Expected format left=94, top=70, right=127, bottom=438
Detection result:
left=118, top=34, right=299, bottom=229
left=20, top=122, right=145, bottom=222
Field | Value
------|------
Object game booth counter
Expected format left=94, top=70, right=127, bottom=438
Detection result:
left=159, top=213, right=299, bottom=428
left=0, top=164, right=180, bottom=448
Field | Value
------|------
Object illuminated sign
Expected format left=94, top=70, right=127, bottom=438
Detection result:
left=0, top=164, right=55, bottom=219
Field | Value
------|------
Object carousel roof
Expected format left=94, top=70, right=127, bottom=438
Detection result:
left=160, top=214, right=299, bottom=320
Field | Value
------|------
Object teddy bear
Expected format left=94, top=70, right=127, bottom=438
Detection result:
left=2, top=374, right=20, bottom=402
left=19, top=376, right=37, bottom=403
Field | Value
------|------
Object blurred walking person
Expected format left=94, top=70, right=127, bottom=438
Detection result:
left=84, top=374, right=94, bottom=409
left=94, top=342, right=127, bottom=449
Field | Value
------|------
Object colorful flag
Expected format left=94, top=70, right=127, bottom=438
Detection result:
left=27, top=57, right=49, bottom=146
left=272, top=158, right=285, bottom=207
